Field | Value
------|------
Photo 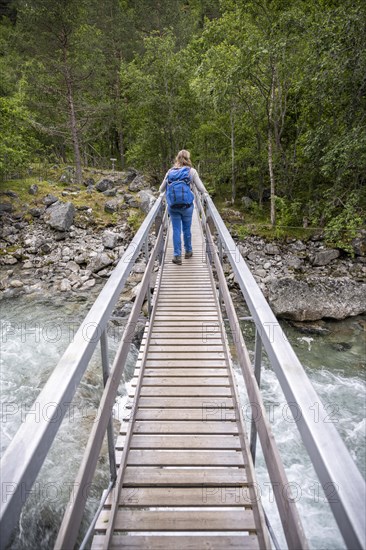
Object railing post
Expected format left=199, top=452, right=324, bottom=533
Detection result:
left=250, top=328, right=262, bottom=465
left=144, top=237, right=152, bottom=317
left=218, top=239, right=223, bottom=307
left=100, top=330, right=117, bottom=482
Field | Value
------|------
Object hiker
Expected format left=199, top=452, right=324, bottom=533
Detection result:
left=159, top=149, right=207, bottom=265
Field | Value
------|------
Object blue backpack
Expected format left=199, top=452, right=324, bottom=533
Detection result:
left=166, top=166, right=194, bottom=209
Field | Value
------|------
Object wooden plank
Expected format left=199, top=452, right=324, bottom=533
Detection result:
left=130, top=397, right=234, bottom=408
left=141, top=368, right=228, bottom=377
left=91, top=534, right=260, bottom=550
left=123, top=450, right=244, bottom=467
left=144, top=360, right=227, bottom=367
left=136, top=387, right=232, bottom=397
left=106, top=486, right=251, bottom=506
left=132, top=421, right=238, bottom=434
left=133, top=377, right=230, bottom=386
left=134, top=408, right=236, bottom=421
left=148, top=333, right=221, bottom=340
left=116, top=435, right=242, bottom=449
left=95, top=509, right=255, bottom=532
left=122, top=467, right=247, bottom=486
left=146, top=345, right=224, bottom=353
left=148, top=351, right=225, bottom=366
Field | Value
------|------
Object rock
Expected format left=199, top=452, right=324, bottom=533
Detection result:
left=263, top=262, right=271, bottom=270
left=264, top=243, right=280, bottom=255
left=43, top=194, right=58, bottom=206
left=0, top=203, right=13, bottom=214
left=45, top=201, right=75, bottom=231
left=39, top=242, right=52, bottom=254
left=28, top=184, right=38, bottom=195
left=87, top=252, right=114, bottom=273
left=2, top=256, right=17, bottom=265
left=75, top=252, right=88, bottom=265
left=268, top=276, right=366, bottom=321
left=23, top=260, right=33, bottom=269
left=256, top=268, right=267, bottom=278
left=10, top=279, right=24, bottom=288
left=29, top=207, right=43, bottom=218
left=247, top=251, right=257, bottom=262
left=104, top=199, right=123, bottom=213
left=65, top=260, right=80, bottom=273
left=288, top=321, right=330, bottom=335
left=114, top=302, right=133, bottom=318
left=138, top=190, right=156, bottom=214
left=80, top=278, right=96, bottom=290
left=128, top=174, right=147, bottom=192
left=96, top=178, right=114, bottom=192
left=103, top=189, right=117, bottom=197
left=330, top=342, right=352, bottom=352
left=352, top=231, right=366, bottom=257
left=287, top=256, right=302, bottom=270
left=83, top=177, right=95, bottom=187
left=122, top=168, right=138, bottom=184
left=60, top=279, right=72, bottom=292
left=311, top=248, right=340, bottom=266
left=102, top=230, right=121, bottom=249
left=2, top=190, right=18, bottom=198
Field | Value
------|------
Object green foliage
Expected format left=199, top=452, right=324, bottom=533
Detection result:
left=324, top=193, right=363, bottom=256
left=0, top=93, right=42, bottom=177
left=1, top=0, right=365, bottom=231
left=127, top=210, right=144, bottom=232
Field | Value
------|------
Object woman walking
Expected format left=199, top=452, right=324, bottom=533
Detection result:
left=159, top=150, right=207, bottom=265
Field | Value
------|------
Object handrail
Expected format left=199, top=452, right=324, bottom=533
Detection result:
left=201, top=193, right=366, bottom=550
left=203, top=209, right=308, bottom=549
left=0, top=197, right=165, bottom=550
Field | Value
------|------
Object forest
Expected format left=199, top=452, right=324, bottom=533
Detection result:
left=1, top=0, right=365, bottom=242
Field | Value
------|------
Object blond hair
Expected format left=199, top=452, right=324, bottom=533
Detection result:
left=174, top=149, right=192, bottom=168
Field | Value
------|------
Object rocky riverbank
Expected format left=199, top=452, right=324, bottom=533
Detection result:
left=1, top=170, right=365, bottom=322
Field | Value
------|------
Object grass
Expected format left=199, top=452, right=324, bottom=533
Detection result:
left=1, top=172, right=136, bottom=229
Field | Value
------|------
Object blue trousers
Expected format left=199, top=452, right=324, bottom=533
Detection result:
left=168, top=204, right=194, bottom=257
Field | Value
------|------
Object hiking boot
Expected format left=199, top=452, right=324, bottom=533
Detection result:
left=185, top=251, right=193, bottom=258
left=172, top=255, right=182, bottom=265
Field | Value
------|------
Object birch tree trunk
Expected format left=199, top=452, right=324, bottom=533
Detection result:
left=268, top=68, right=276, bottom=226
left=64, top=64, right=82, bottom=184
left=230, top=108, right=236, bottom=204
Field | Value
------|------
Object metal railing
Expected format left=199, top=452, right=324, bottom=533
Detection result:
left=0, top=196, right=166, bottom=550
left=196, top=191, right=366, bottom=550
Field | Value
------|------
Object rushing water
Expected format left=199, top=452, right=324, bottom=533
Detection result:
left=0, top=295, right=365, bottom=549
left=0, top=294, right=138, bottom=549
left=234, top=314, right=366, bottom=549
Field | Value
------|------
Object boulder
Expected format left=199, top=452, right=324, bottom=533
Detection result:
left=311, top=248, right=340, bottom=266
left=138, top=190, right=156, bottom=214
left=43, top=194, right=59, bottom=206
left=96, top=178, right=114, bottom=192
left=104, top=198, right=123, bottom=213
left=87, top=252, right=114, bottom=273
left=60, top=279, right=72, bottom=292
left=0, top=203, right=13, bottom=214
left=268, top=276, right=366, bottom=321
left=28, top=184, right=38, bottom=195
left=45, top=201, right=75, bottom=231
left=102, top=230, right=121, bottom=249
left=264, top=243, right=280, bottom=255
left=29, top=207, right=44, bottom=218
left=352, top=231, right=366, bottom=257
left=128, top=174, right=146, bottom=191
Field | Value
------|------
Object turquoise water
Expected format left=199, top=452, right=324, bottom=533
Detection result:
left=0, top=295, right=365, bottom=549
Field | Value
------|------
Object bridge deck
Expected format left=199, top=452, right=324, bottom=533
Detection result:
left=91, top=209, right=268, bottom=549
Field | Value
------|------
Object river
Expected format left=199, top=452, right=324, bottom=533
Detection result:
left=0, top=295, right=365, bottom=549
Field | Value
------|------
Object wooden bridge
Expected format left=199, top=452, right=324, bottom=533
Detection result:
left=1, top=192, right=365, bottom=550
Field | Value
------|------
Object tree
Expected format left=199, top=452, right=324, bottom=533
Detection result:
left=16, top=0, right=104, bottom=182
